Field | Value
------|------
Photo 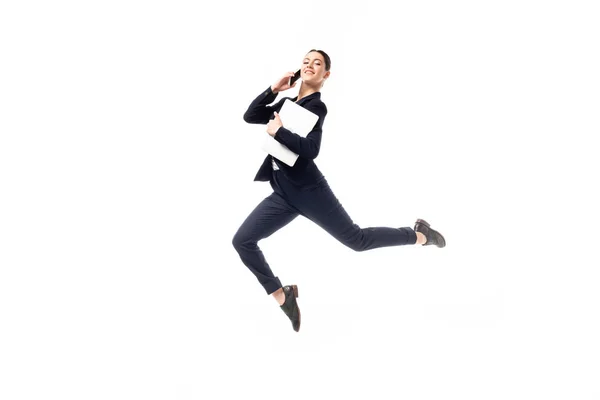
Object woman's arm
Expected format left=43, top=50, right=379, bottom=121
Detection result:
left=243, top=87, right=285, bottom=124
left=273, top=101, right=328, bottom=160
left=243, top=73, right=298, bottom=124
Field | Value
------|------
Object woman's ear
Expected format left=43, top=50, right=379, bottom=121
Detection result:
left=321, top=71, right=331, bottom=88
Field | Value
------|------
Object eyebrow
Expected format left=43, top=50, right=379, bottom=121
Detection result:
left=303, top=57, right=323, bottom=62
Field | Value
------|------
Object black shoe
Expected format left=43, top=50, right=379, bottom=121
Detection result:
left=414, top=219, right=446, bottom=248
left=280, top=285, right=301, bottom=332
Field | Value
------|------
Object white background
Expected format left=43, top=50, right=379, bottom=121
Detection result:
left=1, top=1, right=599, bottom=399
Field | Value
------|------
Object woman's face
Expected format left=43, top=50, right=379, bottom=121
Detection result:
left=301, top=51, right=330, bottom=87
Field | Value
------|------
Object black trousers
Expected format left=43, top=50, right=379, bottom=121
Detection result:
left=232, top=170, right=417, bottom=294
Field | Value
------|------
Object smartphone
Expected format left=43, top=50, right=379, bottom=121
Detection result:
left=289, top=69, right=301, bottom=86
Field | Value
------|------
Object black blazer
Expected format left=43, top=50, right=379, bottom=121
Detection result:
left=243, top=86, right=328, bottom=187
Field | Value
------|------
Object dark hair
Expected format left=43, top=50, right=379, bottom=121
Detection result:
left=308, top=49, right=331, bottom=71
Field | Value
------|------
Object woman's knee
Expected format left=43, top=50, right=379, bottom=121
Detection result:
left=347, top=241, right=366, bottom=252
left=337, top=233, right=366, bottom=252
left=232, top=230, right=255, bottom=251
left=231, top=231, right=244, bottom=250
left=341, top=229, right=367, bottom=252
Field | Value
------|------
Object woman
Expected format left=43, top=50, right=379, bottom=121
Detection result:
left=232, top=49, right=446, bottom=332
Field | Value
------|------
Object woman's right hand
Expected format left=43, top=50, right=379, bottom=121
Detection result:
left=271, top=72, right=297, bottom=94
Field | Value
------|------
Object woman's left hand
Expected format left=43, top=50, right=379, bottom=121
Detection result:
left=266, top=112, right=283, bottom=137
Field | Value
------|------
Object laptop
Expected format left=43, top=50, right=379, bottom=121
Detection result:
left=261, top=99, right=320, bottom=167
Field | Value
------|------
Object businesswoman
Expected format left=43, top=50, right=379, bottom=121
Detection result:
left=232, top=49, right=445, bottom=332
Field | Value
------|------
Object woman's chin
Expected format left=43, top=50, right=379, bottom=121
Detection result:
left=302, top=78, right=319, bottom=86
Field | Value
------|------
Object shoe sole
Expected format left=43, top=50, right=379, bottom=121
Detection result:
left=291, top=285, right=300, bottom=332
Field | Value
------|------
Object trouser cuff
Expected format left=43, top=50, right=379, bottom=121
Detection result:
left=407, top=227, right=417, bottom=245
left=264, top=277, right=283, bottom=295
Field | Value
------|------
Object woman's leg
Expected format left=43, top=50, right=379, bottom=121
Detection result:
left=298, top=183, right=417, bottom=252
left=232, top=192, right=299, bottom=294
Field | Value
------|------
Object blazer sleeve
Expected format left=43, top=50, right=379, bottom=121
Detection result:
left=273, top=101, right=327, bottom=160
left=243, top=86, right=285, bottom=124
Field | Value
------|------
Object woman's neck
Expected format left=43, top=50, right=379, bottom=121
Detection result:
left=297, top=83, right=319, bottom=102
